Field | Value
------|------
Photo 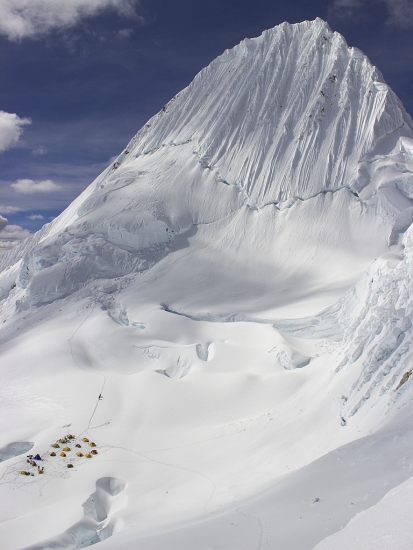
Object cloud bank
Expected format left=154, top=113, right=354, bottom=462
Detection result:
left=0, top=215, right=30, bottom=252
left=328, top=0, right=413, bottom=27
left=0, top=111, right=31, bottom=153
left=0, top=0, right=141, bottom=40
left=11, top=179, right=62, bottom=194
left=0, top=205, right=23, bottom=214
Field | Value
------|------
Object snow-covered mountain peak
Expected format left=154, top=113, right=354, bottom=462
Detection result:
left=118, top=18, right=412, bottom=208
left=1, top=20, right=413, bottom=313
left=1, top=19, right=413, bottom=550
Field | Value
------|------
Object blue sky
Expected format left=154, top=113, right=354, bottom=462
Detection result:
left=1, top=0, right=412, bottom=251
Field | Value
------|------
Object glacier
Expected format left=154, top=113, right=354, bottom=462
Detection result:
left=0, top=18, right=412, bottom=550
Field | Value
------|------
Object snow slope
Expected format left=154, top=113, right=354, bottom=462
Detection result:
left=0, top=18, right=413, bottom=550
left=313, top=475, right=413, bottom=550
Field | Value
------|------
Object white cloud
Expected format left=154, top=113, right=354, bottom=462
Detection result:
left=0, top=224, right=29, bottom=240
left=331, top=0, right=364, bottom=7
left=0, top=0, right=141, bottom=40
left=11, top=178, right=62, bottom=194
left=327, top=0, right=366, bottom=19
left=0, top=110, right=31, bottom=153
left=26, top=214, right=44, bottom=220
left=0, top=215, right=7, bottom=232
left=0, top=241, right=22, bottom=251
left=118, top=28, right=133, bottom=38
left=384, top=0, right=413, bottom=28
left=31, top=145, right=47, bottom=156
left=0, top=215, right=30, bottom=252
left=328, top=0, right=413, bottom=27
left=0, top=205, right=23, bottom=214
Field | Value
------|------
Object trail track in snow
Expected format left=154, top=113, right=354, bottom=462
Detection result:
left=66, top=311, right=218, bottom=516
left=236, top=508, right=266, bottom=550
left=68, top=307, right=106, bottom=429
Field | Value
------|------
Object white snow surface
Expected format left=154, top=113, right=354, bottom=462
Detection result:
left=1, top=18, right=413, bottom=550
left=313, top=475, right=413, bottom=550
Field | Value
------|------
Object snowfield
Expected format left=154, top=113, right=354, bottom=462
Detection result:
left=1, top=18, right=413, bottom=550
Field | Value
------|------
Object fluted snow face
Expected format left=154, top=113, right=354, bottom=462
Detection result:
left=1, top=19, right=413, bottom=312
left=126, top=18, right=412, bottom=208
